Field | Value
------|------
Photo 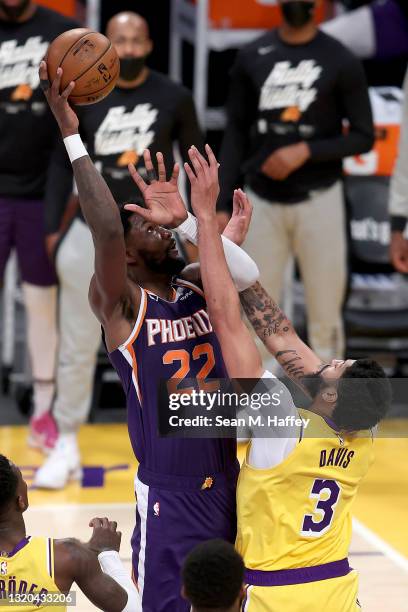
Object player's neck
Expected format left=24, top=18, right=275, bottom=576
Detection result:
left=130, top=270, right=175, bottom=301
left=0, top=3, right=36, bottom=23
left=308, top=398, right=334, bottom=421
left=278, top=22, right=317, bottom=45
left=116, top=67, right=150, bottom=90
left=0, top=515, right=26, bottom=551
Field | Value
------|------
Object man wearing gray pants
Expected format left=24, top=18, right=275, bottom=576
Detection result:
left=218, top=0, right=374, bottom=363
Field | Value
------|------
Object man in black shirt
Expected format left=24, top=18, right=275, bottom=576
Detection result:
left=35, top=11, right=203, bottom=489
left=0, top=0, right=77, bottom=451
left=218, top=0, right=374, bottom=364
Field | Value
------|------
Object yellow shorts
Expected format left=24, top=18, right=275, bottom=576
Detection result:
left=243, top=569, right=361, bottom=611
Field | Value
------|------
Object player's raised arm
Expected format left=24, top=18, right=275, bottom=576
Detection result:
left=39, top=61, right=129, bottom=324
left=54, top=518, right=141, bottom=612
left=185, top=145, right=263, bottom=378
left=240, top=282, right=324, bottom=383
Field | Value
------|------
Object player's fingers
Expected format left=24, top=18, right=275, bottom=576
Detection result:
left=51, top=66, right=62, bottom=97
left=143, top=149, right=156, bottom=182
left=188, top=148, right=203, bottom=176
left=156, top=152, right=166, bottom=182
left=191, top=145, right=209, bottom=171
left=109, top=521, right=118, bottom=532
left=61, top=81, right=75, bottom=100
left=232, top=190, right=240, bottom=216
left=90, top=517, right=103, bottom=528
left=184, top=162, right=196, bottom=184
left=101, top=517, right=109, bottom=529
left=205, top=143, right=219, bottom=170
left=124, top=203, right=152, bottom=219
left=128, top=163, right=147, bottom=192
left=170, top=162, right=180, bottom=184
left=117, top=531, right=122, bottom=542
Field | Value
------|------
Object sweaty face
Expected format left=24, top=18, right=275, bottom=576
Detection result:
left=126, top=215, right=185, bottom=275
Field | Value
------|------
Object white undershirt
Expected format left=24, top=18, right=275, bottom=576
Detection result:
left=248, top=370, right=300, bottom=469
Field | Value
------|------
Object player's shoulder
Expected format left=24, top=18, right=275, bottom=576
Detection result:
left=316, top=30, right=360, bottom=63
left=148, top=69, right=194, bottom=100
left=236, top=29, right=277, bottom=62
left=34, top=5, right=79, bottom=32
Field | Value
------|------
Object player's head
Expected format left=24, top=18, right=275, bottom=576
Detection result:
left=302, top=359, right=392, bottom=431
left=181, top=539, right=245, bottom=611
left=278, top=0, right=317, bottom=28
left=0, top=454, right=28, bottom=518
left=106, top=11, right=153, bottom=82
left=0, top=0, right=31, bottom=21
left=120, top=203, right=185, bottom=277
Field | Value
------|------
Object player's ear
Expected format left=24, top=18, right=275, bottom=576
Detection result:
left=146, top=38, right=153, bottom=57
left=17, top=494, right=28, bottom=513
left=238, top=583, right=246, bottom=605
left=180, top=585, right=187, bottom=601
left=321, top=385, right=338, bottom=405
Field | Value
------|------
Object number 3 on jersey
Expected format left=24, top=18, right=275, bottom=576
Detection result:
left=301, top=479, right=341, bottom=537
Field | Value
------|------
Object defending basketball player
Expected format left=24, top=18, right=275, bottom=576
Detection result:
left=0, top=454, right=140, bottom=611
left=39, top=62, right=259, bottom=611
left=186, top=147, right=391, bottom=611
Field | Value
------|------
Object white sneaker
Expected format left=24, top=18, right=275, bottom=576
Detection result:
left=33, top=434, right=82, bottom=490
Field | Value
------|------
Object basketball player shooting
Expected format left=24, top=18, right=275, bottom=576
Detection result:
left=0, top=454, right=140, bottom=611
left=39, top=61, right=259, bottom=611
left=187, top=146, right=392, bottom=611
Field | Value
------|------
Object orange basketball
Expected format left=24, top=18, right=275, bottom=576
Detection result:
left=46, top=28, right=119, bottom=106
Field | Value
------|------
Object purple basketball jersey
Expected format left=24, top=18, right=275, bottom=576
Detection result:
left=108, top=279, right=237, bottom=476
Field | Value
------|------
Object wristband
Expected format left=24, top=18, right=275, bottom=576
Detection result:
left=177, top=211, right=198, bottom=242
left=63, top=134, right=88, bottom=164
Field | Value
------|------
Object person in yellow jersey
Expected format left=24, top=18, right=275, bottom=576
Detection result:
left=184, top=145, right=392, bottom=612
left=0, top=454, right=141, bottom=611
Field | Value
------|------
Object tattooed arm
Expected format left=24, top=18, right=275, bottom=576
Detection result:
left=240, top=282, right=324, bottom=382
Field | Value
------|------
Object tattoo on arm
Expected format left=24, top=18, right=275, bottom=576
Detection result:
left=240, top=282, right=291, bottom=338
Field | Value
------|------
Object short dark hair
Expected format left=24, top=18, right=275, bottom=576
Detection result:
left=118, top=195, right=145, bottom=237
left=0, top=454, right=18, bottom=512
left=332, top=359, right=392, bottom=430
left=182, top=539, right=244, bottom=610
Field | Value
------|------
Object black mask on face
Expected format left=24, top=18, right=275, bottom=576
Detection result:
left=281, top=1, right=315, bottom=28
left=119, top=56, right=146, bottom=81
left=0, top=0, right=30, bottom=21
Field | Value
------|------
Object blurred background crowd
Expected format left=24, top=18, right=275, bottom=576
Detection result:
left=1, top=0, right=408, bottom=488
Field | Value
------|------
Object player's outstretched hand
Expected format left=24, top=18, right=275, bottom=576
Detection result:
left=222, top=189, right=253, bottom=246
left=39, top=61, right=78, bottom=137
left=87, top=517, right=122, bottom=554
left=125, top=150, right=188, bottom=229
left=185, top=144, right=219, bottom=221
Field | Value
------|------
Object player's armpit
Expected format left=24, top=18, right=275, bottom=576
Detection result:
left=240, top=282, right=324, bottom=383
left=53, top=539, right=128, bottom=612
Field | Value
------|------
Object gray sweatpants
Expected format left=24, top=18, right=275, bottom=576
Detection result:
left=54, top=219, right=101, bottom=433
left=243, top=182, right=347, bottom=362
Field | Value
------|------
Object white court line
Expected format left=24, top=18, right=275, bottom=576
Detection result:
left=353, top=518, right=408, bottom=574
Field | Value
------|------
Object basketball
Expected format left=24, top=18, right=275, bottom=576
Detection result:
left=46, top=28, right=119, bottom=106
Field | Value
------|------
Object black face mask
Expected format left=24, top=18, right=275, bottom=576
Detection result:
left=281, top=1, right=315, bottom=28
left=0, top=0, right=30, bottom=21
left=119, top=56, right=146, bottom=81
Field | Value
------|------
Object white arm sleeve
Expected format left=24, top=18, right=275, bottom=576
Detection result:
left=248, top=370, right=299, bottom=469
left=177, top=212, right=259, bottom=291
left=98, top=551, right=142, bottom=612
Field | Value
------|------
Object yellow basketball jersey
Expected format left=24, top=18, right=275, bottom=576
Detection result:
left=236, top=409, right=374, bottom=570
left=0, top=536, right=66, bottom=611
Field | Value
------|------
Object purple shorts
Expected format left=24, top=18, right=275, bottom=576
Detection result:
left=133, top=464, right=239, bottom=612
left=372, top=0, right=408, bottom=59
left=0, top=197, right=57, bottom=286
